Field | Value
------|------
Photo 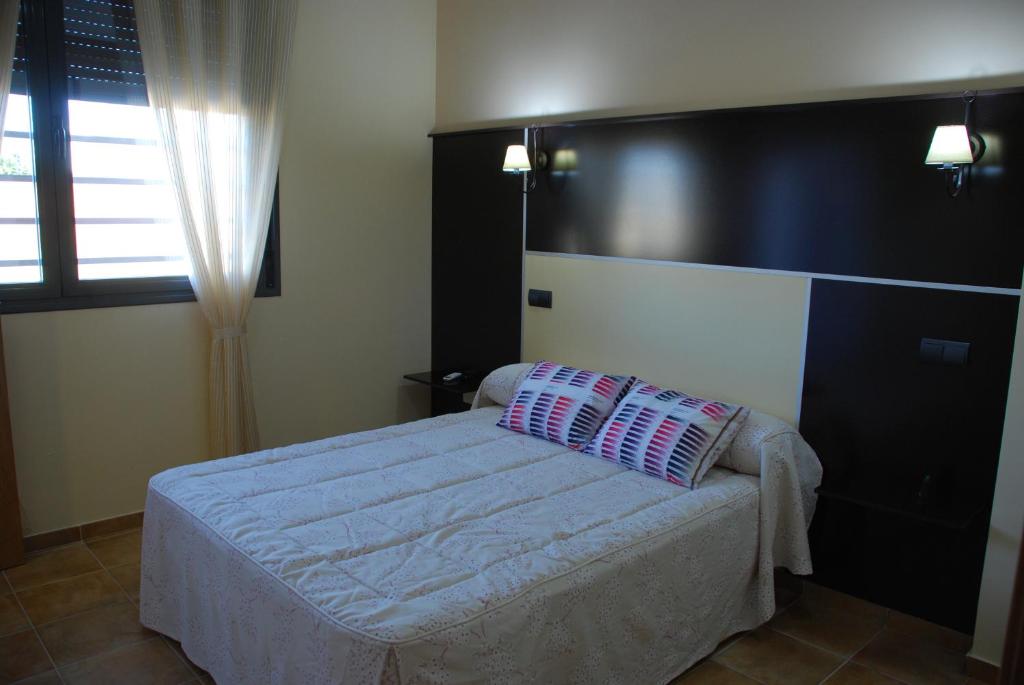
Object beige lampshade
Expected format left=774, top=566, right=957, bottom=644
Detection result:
left=502, top=144, right=532, bottom=173
left=925, top=125, right=975, bottom=165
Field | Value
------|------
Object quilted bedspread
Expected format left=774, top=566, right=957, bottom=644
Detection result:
left=140, top=406, right=819, bottom=684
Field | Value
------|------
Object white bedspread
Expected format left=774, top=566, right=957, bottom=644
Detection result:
left=141, top=407, right=819, bottom=684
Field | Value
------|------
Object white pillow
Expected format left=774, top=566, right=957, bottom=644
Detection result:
left=471, top=363, right=534, bottom=409
left=716, top=409, right=798, bottom=476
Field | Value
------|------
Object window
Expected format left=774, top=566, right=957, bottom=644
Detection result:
left=0, top=0, right=280, bottom=313
left=0, top=2, right=42, bottom=288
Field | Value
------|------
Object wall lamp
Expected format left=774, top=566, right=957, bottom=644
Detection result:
left=925, top=91, right=986, bottom=198
left=502, top=125, right=548, bottom=192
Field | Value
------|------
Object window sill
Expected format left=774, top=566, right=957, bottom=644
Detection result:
left=0, top=287, right=279, bottom=314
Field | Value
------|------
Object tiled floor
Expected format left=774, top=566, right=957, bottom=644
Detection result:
left=0, top=533, right=982, bottom=685
left=0, top=528, right=209, bottom=684
left=674, top=576, right=982, bottom=685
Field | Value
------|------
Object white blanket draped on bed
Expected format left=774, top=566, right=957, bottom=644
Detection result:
left=141, top=405, right=820, bottom=684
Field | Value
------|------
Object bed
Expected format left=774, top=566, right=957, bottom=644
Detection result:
left=140, top=365, right=822, bottom=684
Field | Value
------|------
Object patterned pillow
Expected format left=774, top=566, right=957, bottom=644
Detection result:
left=497, top=361, right=633, bottom=449
left=584, top=381, right=750, bottom=488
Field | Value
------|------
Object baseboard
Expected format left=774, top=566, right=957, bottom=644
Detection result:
left=966, top=655, right=1000, bottom=684
left=23, top=511, right=144, bottom=553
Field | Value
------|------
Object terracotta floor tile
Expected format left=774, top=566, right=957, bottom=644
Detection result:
left=769, top=594, right=886, bottom=656
left=774, top=569, right=804, bottom=611
left=4, top=544, right=102, bottom=591
left=713, top=631, right=748, bottom=657
left=17, top=570, right=126, bottom=625
left=800, top=582, right=888, bottom=621
left=713, top=628, right=843, bottom=685
left=162, top=637, right=204, bottom=675
left=37, top=600, right=153, bottom=666
left=0, top=629, right=52, bottom=683
left=85, top=531, right=142, bottom=569
left=11, top=670, right=64, bottom=684
left=0, top=593, right=28, bottom=637
left=887, top=611, right=972, bottom=653
left=674, top=660, right=761, bottom=684
left=108, top=564, right=141, bottom=602
left=824, top=662, right=903, bottom=684
left=58, top=637, right=194, bottom=685
left=853, top=628, right=966, bottom=685
left=774, top=584, right=802, bottom=616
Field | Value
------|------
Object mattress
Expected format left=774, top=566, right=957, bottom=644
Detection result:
left=140, top=406, right=818, bottom=684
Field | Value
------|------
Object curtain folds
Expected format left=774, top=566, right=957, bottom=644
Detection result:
left=135, top=0, right=298, bottom=457
left=0, top=0, right=19, bottom=149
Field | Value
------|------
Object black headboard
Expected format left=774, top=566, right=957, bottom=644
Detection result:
left=432, top=130, right=523, bottom=401
left=527, top=91, right=1023, bottom=288
left=431, top=89, right=1023, bottom=631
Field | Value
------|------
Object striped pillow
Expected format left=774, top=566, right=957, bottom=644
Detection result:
left=584, top=381, right=749, bottom=488
left=497, top=361, right=633, bottom=450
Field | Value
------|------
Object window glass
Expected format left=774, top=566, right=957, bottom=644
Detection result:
left=63, top=0, right=188, bottom=281
left=0, top=6, right=42, bottom=285
left=0, top=0, right=279, bottom=311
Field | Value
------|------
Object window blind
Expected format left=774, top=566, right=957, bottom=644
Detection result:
left=63, top=0, right=147, bottom=104
left=11, top=4, right=28, bottom=95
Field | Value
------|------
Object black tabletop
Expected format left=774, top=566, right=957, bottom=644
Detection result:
left=402, top=371, right=481, bottom=395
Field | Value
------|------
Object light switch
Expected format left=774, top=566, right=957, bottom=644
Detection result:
left=528, top=289, right=552, bottom=308
left=920, top=338, right=969, bottom=366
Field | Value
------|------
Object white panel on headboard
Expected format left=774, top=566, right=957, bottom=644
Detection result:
left=522, top=254, right=807, bottom=424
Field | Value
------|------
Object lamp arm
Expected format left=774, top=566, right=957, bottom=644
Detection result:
left=962, top=91, right=975, bottom=128
left=962, top=91, right=986, bottom=162
left=523, top=125, right=547, bottom=194
left=946, top=167, right=964, bottom=198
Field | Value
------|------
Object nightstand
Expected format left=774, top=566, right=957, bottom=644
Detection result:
left=403, top=371, right=481, bottom=417
left=809, top=480, right=987, bottom=632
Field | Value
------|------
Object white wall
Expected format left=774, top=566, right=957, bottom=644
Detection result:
left=435, top=0, right=1024, bottom=665
left=2, top=0, right=437, bottom=536
left=436, top=0, right=1024, bottom=131
left=972, top=290, right=1024, bottom=665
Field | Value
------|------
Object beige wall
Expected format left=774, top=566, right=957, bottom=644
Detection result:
left=2, top=0, right=436, bottom=536
left=436, top=0, right=1024, bottom=665
left=247, top=0, right=436, bottom=449
left=436, top=0, right=1024, bottom=131
left=3, top=305, right=209, bottom=535
left=523, top=255, right=807, bottom=425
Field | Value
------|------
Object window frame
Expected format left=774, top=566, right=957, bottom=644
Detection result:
left=0, top=0, right=281, bottom=314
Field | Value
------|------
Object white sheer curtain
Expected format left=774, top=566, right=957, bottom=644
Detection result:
left=0, top=0, right=19, bottom=149
left=135, top=0, right=298, bottom=457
